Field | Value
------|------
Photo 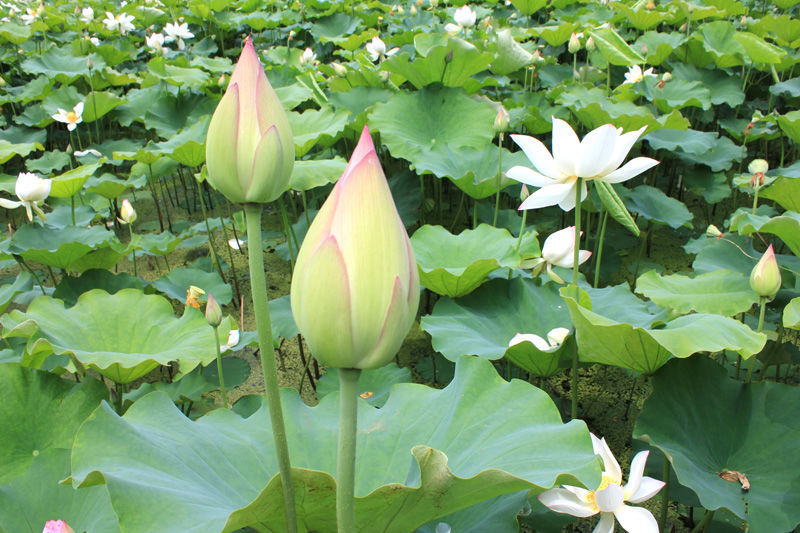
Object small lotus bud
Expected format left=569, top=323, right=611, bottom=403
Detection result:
left=410, top=4, right=417, bottom=15
left=86, top=57, right=93, bottom=69
left=585, top=36, right=595, bottom=51
left=119, top=198, right=136, bottom=224
left=218, top=73, right=226, bottom=87
left=661, top=72, right=672, bottom=82
left=532, top=49, right=543, bottom=62
left=205, top=293, right=223, bottom=327
left=705, top=225, right=723, bottom=238
left=568, top=32, right=581, bottom=54
left=640, top=44, right=648, bottom=55
left=445, top=49, right=454, bottom=63
left=750, top=245, right=781, bottom=298
left=748, top=159, right=769, bottom=175
left=520, top=184, right=530, bottom=201
left=0, top=76, right=6, bottom=87
left=379, top=70, right=391, bottom=82
left=493, top=105, right=509, bottom=133
left=396, top=5, right=404, bottom=14
left=679, top=23, right=687, bottom=31
left=546, top=327, right=569, bottom=347
left=331, top=62, right=347, bottom=77
left=741, top=15, right=748, bottom=25
left=288, top=30, right=295, bottom=41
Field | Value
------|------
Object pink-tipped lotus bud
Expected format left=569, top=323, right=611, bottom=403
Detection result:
left=119, top=198, right=136, bottom=224
left=494, top=105, right=509, bottom=133
left=205, top=293, right=222, bottom=327
left=568, top=32, right=581, bottom=54
left=43, top=521, right=74, bottom=533
left=750, top=245, right=781, bottom=298
left=290, top=126, right=420, bottom=370
left=705, top=224, right=723, bottom=238
left=205, top=36, right=294, bottom=204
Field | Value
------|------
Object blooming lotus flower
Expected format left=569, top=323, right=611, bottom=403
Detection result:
left=623, top=65, right=655, bottom=85
left=524, top=226, right=590, bottom=284
left=366, top=36, right=399, bottom=62
left=507, top=118, right=659, bottom=211
left=42, top=520, right=74, bottom=533
left=291, top=126, right=420, bottom=370
left=453, top=5, right=476, bottom=27
left=79, top=7, right=93, bottom=23
left=750, top=244, right=781, bottom=298
left=221, top=329, right=240, bottom=352
left=21, top=5, right=42, bottom=25
left=102, top=12, right=134, bottom=34
left=51, top=102, right=83, bottom=132
left=145, top=32, right=165, bottom=53
left=299, top=47, right=316, bottom=65
left=164, top=21, right=193, bottom=50
left=0, top=172, right=51, bottom=221
left=119, top=198, right=136, bottom=224
left=538, top=434, right=665, bottom=533
left=205, top=36, right=294, bottom=204
left=509, top=327, right=570, bottom=351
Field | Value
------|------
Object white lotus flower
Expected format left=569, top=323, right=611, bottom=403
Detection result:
left=453, top=5, right=476, bottom=27
left=0, top=172, right=51, bottom=221
left=228, top=237, right=245, bottom=250
left=538, top=434, right=665, bottom=533
left=509, top=327, right=570, bottom=351
left=79, top=6, right=93, bottom=23
left=623, top=65, right=655, bottom=85
left=366, top=36, right=398, bottom=62
left=119, top=199, right=136, bottom=224
left=164, top=21, right=193, bottom=50
left=525, top=226, right=590, bottom=283
left=145, top=32, right=165, bottom=53
left=506, top=118, right=659, bottom=211
left=300, top=47, right=316, bottom=65
left=20, top=6, right=40, bottom=25
left=103, top=11, right=135, bottom=35
left=220, top=329, right=240, bottom=352
left=443, top=22, right=460, bottom=34
left=51, top=102, right=84, bottom=131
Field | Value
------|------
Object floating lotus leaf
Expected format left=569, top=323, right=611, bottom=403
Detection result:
left=52, top=269, right=145, bottom=307
left=70, top=356, right=600, bottom=533
left=785, top=297, right=800, bottom=329
left=760, top=161, right=800, bottom=212
left=316, top=363, right=411, bottom=408
left=635, top=269, right=758, bottom=316
left=623, top=185, right=693, bottom=229
left=290, top=157, right=347, bottom=191
left=411, top=224, right=528, bottom=297
left=562, top=285, right=767, bottom=374
left=729, top=208, right=800, bottom=258
left=421, top=278, right=572, bottom=377
left=8, top=224, right=119, bottom=271
left=0, top=139, right=43, bottom=165
left=289, top=107, right=349, bottom=157
left=3, top=289, right=220, bottom=383
left=634, top=356, right=800, bottom=533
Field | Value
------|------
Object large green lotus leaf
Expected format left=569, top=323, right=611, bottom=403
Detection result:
left=0, top=139, right=43, bottom=164
left=635, top=269, right=758, bottom=316
left=70, top=356, right=600, bottom=533
left=729, top=209, right=800, bottom=258
left=670, top=63, right=745, bottom=107
left=84, top=172, right=143, bottom=199
left=689, top=234, right=759, bottom=275
left=589, top=27, right=645, bottom=66
left=784, top=297, right=800, bottom=329
left=369, top=86, right=495, bottom=170
left=622, top=185, right=693, bottom=229
left=82, top=91, right=126, bottom=122
left=130, top=231, right=187, bottom=256
left=421, top=278, right=572, bottom=371
left=734, top=31, right=785, bottom=64
left=150, top=118, right=210, bottom=167
left=20, top=45, right=98, bottom=83
left=411, top=224, right=524, bottom=297
left=0, top=449, right=120, bottom=533
left=776, top=110, right=800, bottom=144
left=417, top=491, right=529, bottom=533
left=754, top=14, right=800, bottom=47
left=5, top=289, right=219, bottom=383
left=490, top=29, right=533, bottom=75
left=150, top=266, right=232, bottom=306
left=634, top=356, right=800, bottom=533
left=760, top=162, right=800, bottom=212
left=697, top=21, right=746, bottom=68
left=289, top=107, right=350, bottom=157
left=316, top=363, right=411, bottom=408
left=382, top=36, right=493, bottom=90
left=562, top=287, right=766, bottom=373
left=52, top=269, right=145, bottom=307
left=290, top=157, right=347, bottom=191
left=8, top=224, right=119, bottom=270
left=510, top=0, right=547, bottom=15
left=643, top=128, right=717, bottom=154
left=0, top=365, right=107, bottom=485
left=49, top=162, right=102, bottom=198
left=634, top=31, right=686, bottom=65
left=0, top=272, right=32, bottom=314
left=645, top=79, right=712, bottom=113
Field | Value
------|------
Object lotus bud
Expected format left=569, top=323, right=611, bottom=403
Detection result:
left=205, top=36, right=294, bottom=204
left=290, top=126, right=420, bottom=370
left=119, top=198, right=136, bottom=224
left=546, top=327, right=570, bottom=346
left=520, top=184, right=530, bottom=200
left=494, top=105, right=509, bottom=133
left=585, top=35, right=595, bottom=51
left=661, top=72, right=672, bottom=82
left=646, top=0, right=655, bottom=8
left=705, top=224, right=723, bottom=239
left=417, top=0, right=424, bottom=6
left=205, top=293, right=223, bottom=327
left=331, top=62, right=347, bottom=77
left=568, top=32, right=581, bottom=54
left=0, top=76, right=6, bottom=87
left=750, top=244, right=781, bottom=298
left=410, top=4, right=418, bottom=15
left=43, top=521, right=74, bottom=533
left=430, top=0, right=438, bottom=7
left=15, top=172, right=50, bottom=203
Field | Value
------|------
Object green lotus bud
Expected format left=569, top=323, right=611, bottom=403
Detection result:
left=568, top=32, right=581, bottom=54
left=705, top=224, right=723, bottom=238
left=119, top=198, right=136, bottom=224
left=205, top=293, right=223, bottom=327
left=205, top=36, right=294, bottom=204
left=750, top=244, right=781, bottom=298
left=290, top=126, right=420, bottom=370
left=493, top=105, right=509, bottom=133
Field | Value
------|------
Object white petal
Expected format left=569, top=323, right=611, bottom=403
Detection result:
left=627, top=476, right=666, bottom=504
left=600, top=157, right=659, bottom=184
left=592, top=512, right=616, bottom=533
left=547, top=327, right=570, bottom=346
left=551, top=117, right=581, bottom=177
left=506, top=165, right=556, bottom=188
left=591, top=436, right=622, bottom=483
left=594, top=484, right=624, bottom=512
left=509, top=333, right=549, bottom=351
left=542, top=226, right=576, bottom=266
left=74, top=101, right=84, bottom=116
left=597, top=126, right=646, bottom=177
left=518, top=182, right=575, bottom=211
left=537, top=488, right=597, bottom=518
left=622, top=450, right=648, bottom=499
left=510, top=134, right=563, bottom=180
left=555, top=177, right=584, bottom=212
left=614, top=505, right=659, bottom=533
left=576, top=124, right=619, bottom=178
left=578, top=250, right=592, bottom=265
left=0, top=198, right=22, bottom=209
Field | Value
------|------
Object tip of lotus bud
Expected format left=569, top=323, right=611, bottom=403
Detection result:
left=205, top=293, right=223, bottom=327
left=520, top=184, right=530, bottom=200
left=493, top=105, right=509, bottom=133
left=705, top=225, right=723, bottom=238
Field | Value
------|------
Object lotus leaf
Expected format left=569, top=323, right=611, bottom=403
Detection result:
left=151, top=266, right=232, bottom=305
left=316, top=363, right=411, bottom=408
left=70, top=356, right=600, bottom=533
left=635, top=269, right=758, bottom=316
left=729, top=209, right=800, bottom=258
left=8, top=224, right=119, bottom=271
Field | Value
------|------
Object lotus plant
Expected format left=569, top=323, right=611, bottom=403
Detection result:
left=0, top=172, right=51, bottom=222
left=522, top=226, right=591, bottom=284
left=747, top=244, right=781, bottom=382
left=204, top=35, right=297, bottom=531
left=51, top=102, right=84, bottom=132
left=291, top=126, right=420, bottom=532
left=538, top=433, right=665, bottom=532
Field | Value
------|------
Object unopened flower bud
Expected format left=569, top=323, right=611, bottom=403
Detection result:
left=520, top=184, right=530, bottom=201
left=568, top=32, right=581, bottom=54
left=205, top=293, right=223, bottom=327
left=331, top=62, right=347, bottom=77
left=661, top=72, right=672, bottom=82
left=410, top=4, right=417, bottom=15
left=585, top=36, right=595, bottom=51
left=750, top=245, right=781, bottom=298
left=43, top=520, right=74, bottom=533
left=705, top=224, right=723, bottom=238
left=494, top=105, right=509, bottom=133
left=119, top=198, right=136, bottom=224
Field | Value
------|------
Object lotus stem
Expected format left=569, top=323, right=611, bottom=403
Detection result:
left=690, top=509, right=715, bottom=533
left=660, top=454, right=670, bottom=531
left=493, top=135, right=502, bottom=227
left=212, top=326, right=228, bottom=408
left=196, top=184, right=227, bottom=284
left=745, top=296, right=767, bottom=383
left=570, top=178, right=583, bottom=420
left=752, top=183, right=760, bottom=215
left=128, top=225, right=137, bottom=277
left=244, top=203, right=297, bottom=533
left=337, top=367, right=361, bottom=533
left=593, top=210, right=608, bottom=288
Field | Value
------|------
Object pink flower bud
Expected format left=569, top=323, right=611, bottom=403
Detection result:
left=750, top=244, right=781, bottom=298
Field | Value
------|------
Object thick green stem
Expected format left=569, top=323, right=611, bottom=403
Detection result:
left=212, top=326, right=228, bottom=408
left=570, top=178, right=583, bottom=420
left=690, top=510, right=715, bottom=533
left=593, top=210, right=608, bottom=288
left=243, top=203, right=297, bottom=533
left=128, top=225, right=137, bottom=277
left=752, top=184, right=760, bottom=215
left=493, top=135, right=503, bottom=227
left=337, top=368, right=361, bottom=533
left=660, top=454, right=670, bottom=531
left=745, top=297, right=767, bottom=383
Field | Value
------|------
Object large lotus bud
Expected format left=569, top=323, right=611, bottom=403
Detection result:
left=205, top=36, right=294, bottom=204
left=42, top=521, right=74, bottom=533
left=119, top=198, right=136, bottom=224
left=750, top=244, right=781, bottom=298
left=290, top=126, right=420, bottom=370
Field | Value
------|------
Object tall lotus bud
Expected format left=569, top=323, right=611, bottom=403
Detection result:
left=290, top=126, right=420, bottom=370
left=205, top=36, right=294, bottom=204
left=119, top=198, right=136, bottom=224
left=205, top=293, right=223, bottom=327
left=750, top=244, right=781, bottom=298
left=568, top=32, right=581, bottom=54
left=493, top=105, right=509, bottom=134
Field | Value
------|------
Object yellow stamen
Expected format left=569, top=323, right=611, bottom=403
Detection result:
left=66, top=111, right=79, bottom=123
left=585, top=474, right=619, bottom=512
